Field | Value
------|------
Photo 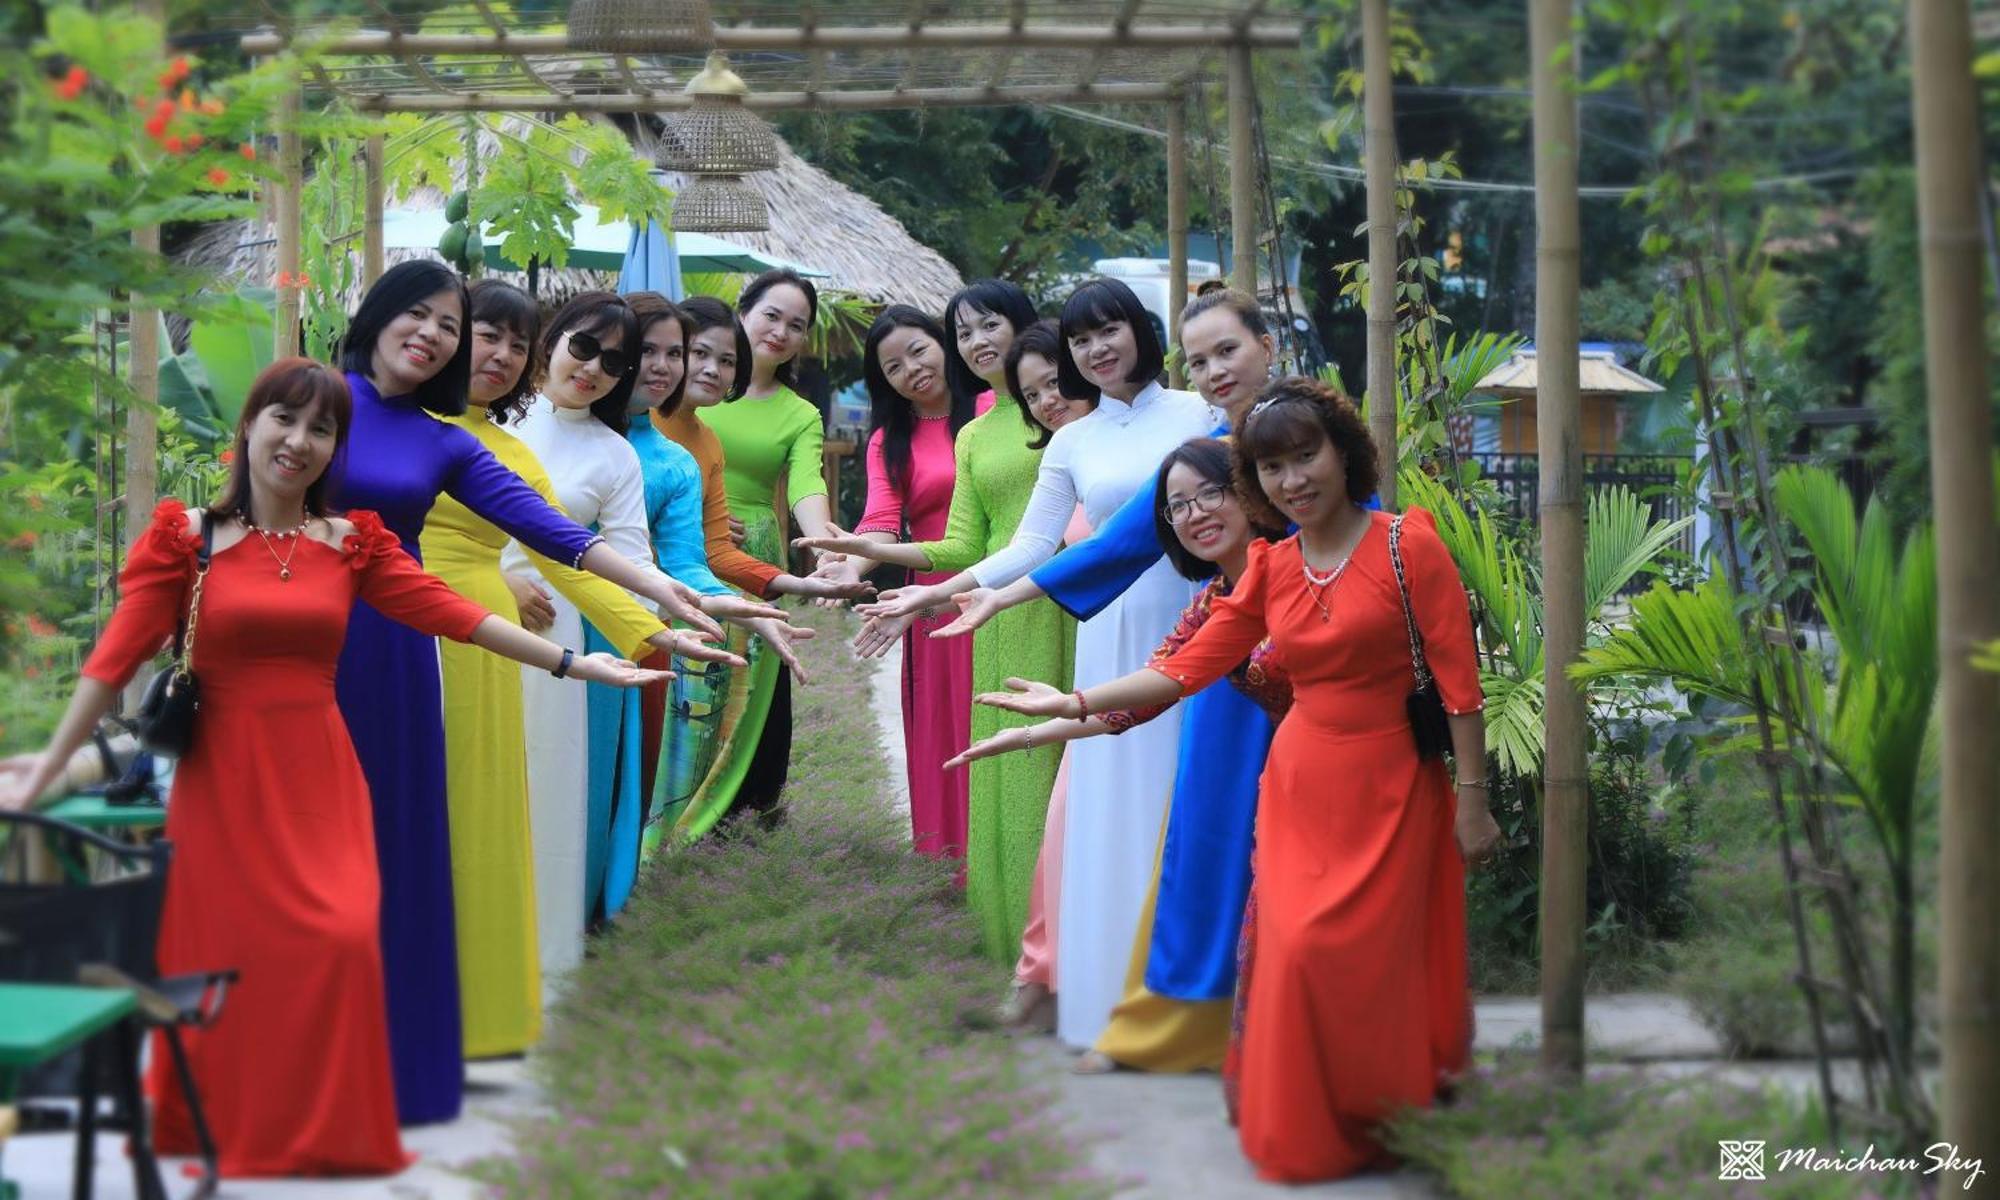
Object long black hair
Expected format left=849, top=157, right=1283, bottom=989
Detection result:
left=1151, top=437, right=1281, bottom=582
left=624, top=290, right=693, bottom=418
left=1055, top=276, right=1165, bottom=401
left=942, top=279, right=1037, bottom=411
left=736, top=268, right=819, bottom=388
left=862, top=305, right=973, bottom=495
left=1006, top=319, right=1096, bottom=450
left=339, top=259, right=473, bottom=415
left=681, top=295, right=753, bottom=402
left=536, top=290, right=640, bottom=435
left=469, top=279, right=541, bottom=425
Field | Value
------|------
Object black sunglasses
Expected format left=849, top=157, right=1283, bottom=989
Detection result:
left=565, top=330, right=634, bottom=377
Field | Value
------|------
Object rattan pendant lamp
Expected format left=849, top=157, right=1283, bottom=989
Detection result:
left=566, top=0, right=715, bottom=53
left=659, top=51, right=776, bottom=233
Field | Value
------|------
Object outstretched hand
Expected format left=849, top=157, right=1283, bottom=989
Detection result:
left=0, top=752, right=51, bottom=812
left=667, top=630, right=747, bottom=669
left=943, top=726, right=1037, bottom=771
left=806, top=553, right=870, bottom=609
left=853, top=610, right=914, bottom=660
left=567, top=652, right=673, bottom=689
left=971, top=677, right=1073, bottom=718
left=857, top=584, right=939, bottom=623
left=792, top=522, right=884, bottom=562
left=929, top=587, right=1000, bottom=640
left=700, top=592, right=789, bottom=626
left=747, top=616, right=816, bottom=683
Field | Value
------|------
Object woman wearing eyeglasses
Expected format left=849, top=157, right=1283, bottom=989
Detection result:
left=499, top=293, right=782, bottom=972
left=947, top=438, right=1289, bottom=1078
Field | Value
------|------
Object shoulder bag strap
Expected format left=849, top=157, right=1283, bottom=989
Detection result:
left=175, top=512, right=216, bottom=675
left=1386, top=513, right=1434, bottom=691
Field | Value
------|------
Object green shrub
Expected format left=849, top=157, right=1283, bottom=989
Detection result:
left=1385, top=1054, right=1911, bottom=1199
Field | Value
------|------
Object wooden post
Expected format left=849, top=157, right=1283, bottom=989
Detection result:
left=274, top=83, right=303, bottom=358
left=1167, top=93, right=1190, bottom=387
left=1911, top=0, right=2000, bottom=1186
left=1361, top=0, right=1397, bottom=507
left=126, top=0, right=164, bottom=544
left=1531, top=0, right=1587, bottom=1077
left=1226, top=43, right=1257, bottom=296
left=363, top=133, right=386, bottom=286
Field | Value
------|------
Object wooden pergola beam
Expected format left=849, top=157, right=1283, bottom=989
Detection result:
left=349, top=81, right=1181, bottom=113
left=239, top=21, right=1306, bottom=56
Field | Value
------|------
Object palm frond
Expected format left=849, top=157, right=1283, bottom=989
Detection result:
left=1582, top=484, right=1696, bottom=618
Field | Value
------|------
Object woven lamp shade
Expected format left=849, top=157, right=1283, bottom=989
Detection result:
left=671, top=176, right=769, bottom=233
left=657, top=102, right=777, bottom=173
left=567, top=0, right=715, bottom=53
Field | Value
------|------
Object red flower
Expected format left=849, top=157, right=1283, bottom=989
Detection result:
left=200, top=98, right=224, bottom=117
left=239, top=142, right=256, bottom=161
left=219, top=448, right=236, bottom=465
left=206, top=167, right=229, bottom=187
left=158, top=56, right=190, bottom=90
left=163, top=134, right=184, bottom=154
left=185, top=132, right=205, bottom=150
left=25, top=614, right=56, bottom=638
left=275, top=271, right=293, bottom=288
left=53, top=65, right=88, bottom=101
left=9, top=531, right=37, bottom=551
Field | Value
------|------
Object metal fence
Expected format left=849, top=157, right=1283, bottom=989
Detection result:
left=1465, top=452, right=1699, bottom=594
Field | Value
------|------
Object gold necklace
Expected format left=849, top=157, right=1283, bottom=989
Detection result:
left=1298, top=509, right=1370, bottom=622
left=244, top=513, right=313, bottom=581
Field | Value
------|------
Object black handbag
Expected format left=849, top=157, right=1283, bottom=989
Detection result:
left=134, top=515, right=215, bottom=757
left=1388, top=513, right=1452, bottom=761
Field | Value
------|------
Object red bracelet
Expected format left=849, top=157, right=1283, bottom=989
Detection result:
left=1073, top=689, right=1090, bottom=719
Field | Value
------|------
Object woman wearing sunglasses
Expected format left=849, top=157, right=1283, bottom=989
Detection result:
left=329, top=263, right=745, bottom=1126
left=501, top=293, right=785, bottom=970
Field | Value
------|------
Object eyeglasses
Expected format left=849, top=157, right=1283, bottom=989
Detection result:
left=1165, top=483, right=1231, bottom=526
left=565, top=330, right=634, bottom=377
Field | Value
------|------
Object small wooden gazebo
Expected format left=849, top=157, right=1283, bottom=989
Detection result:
left=1472, top=346, right=1665, bottom=456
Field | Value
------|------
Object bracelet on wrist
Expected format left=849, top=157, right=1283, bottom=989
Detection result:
left=1072, top=689, right=1091, bottom=719
left=1456, top=778, right=1489, bottom=790
left=552, top=647, right=574, bottom=679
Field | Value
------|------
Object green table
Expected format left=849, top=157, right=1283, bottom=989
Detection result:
left=40, top=795, right=165, bottom=833
left=0, top=984, right=134, bottom=1086
left=0, top=984, right=158, bottom=1200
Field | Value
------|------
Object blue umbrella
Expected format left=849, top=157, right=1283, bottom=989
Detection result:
left=618, top=218, right=683, bottom=300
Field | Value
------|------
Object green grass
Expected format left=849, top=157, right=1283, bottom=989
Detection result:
left=469, top=606, right=1111, bottom=1199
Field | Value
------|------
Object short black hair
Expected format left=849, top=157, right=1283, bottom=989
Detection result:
left=469, top=279, right=542, bottom=425
left=1152, top=437, right=1283, bottom=582
left=943, top=279, right=1037, bottom=410
left=681, top=295, right=754, bottom=402
left=736, top=268, right=820, bottom=388
left=537, top=290, right=640, bottom=435
left=1005, top=319, right=1096, bottom=450
left=339, top=259, right=473, bottom=416
left=1232, top=376, right=1381, bottom=530
left=624, top=290, right=693, bottom=418
left=1056, top=277, right=1165, bottom=401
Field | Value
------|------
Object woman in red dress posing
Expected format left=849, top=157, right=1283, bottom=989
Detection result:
left=979, top=376, right=1502, bottom=1183
left=0, top=359, right=664, bottom=1177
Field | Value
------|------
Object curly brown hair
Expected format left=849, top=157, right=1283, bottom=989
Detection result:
left=1230, top=376, right=1379, bottom=530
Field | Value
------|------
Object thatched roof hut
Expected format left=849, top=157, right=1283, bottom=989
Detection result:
left=176, top=117, right=963, bottom=345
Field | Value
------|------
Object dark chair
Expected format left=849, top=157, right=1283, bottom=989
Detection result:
left=0, top=810, right=235, bottom=1200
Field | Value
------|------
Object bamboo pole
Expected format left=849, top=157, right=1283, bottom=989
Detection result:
left=1911, top=0, right=2000, bottom=1186
left=1531, top=0, right=1587, bottom=1077
left=1361, top=0, right=1397, bottom=505
left=1168, top=93, right=1190, bottom=388
left=357, top=81, right=1182, bottom=114
left=274, top=84, right=303, bottom=358
left=363, top=133, right=386, bottom=286
left=240, top=23, right=1308, bottom=56
left=126, top=0, right=164, bottom=546
left=1226, top=45, right=1257, bottom=295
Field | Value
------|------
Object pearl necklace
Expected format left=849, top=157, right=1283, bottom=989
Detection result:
left=244, top=513, right=313, bottom=582
left=1301, top=554, right=1350, bottom=622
